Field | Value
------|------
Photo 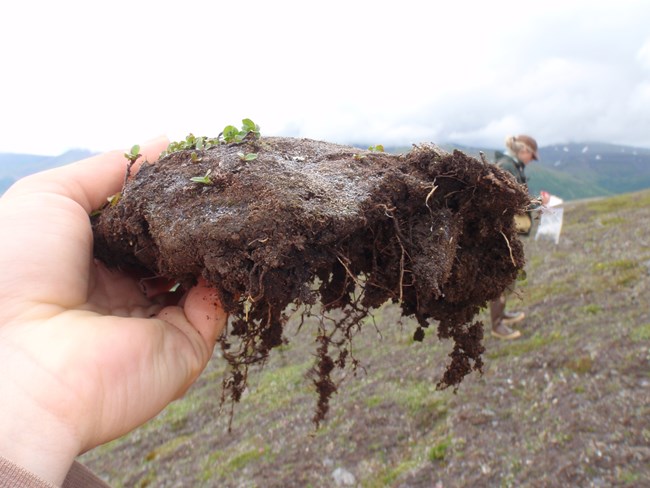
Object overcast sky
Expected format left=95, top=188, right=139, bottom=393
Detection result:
left=1, top=0, right=650, bottom=155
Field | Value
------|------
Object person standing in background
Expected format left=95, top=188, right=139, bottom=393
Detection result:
left=490, top=135, right=550, bottom=340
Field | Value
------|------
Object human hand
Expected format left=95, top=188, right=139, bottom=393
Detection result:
left=540, top=190, right=551, bottom=206
left=0, top=138, right=227, bottom=485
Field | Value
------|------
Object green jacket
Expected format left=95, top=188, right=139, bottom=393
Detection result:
left=494, top=151, right=533, bottom=236
left=494, top=151, right=527, bottom=187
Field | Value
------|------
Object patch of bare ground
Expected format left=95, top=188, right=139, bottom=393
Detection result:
left=82, top=169, right=650, bottom=487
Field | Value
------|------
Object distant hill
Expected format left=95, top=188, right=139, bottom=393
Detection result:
left=0, top=149, right=95, bottom=194
left=382, top=141, right=650, bottom=201
left=536, top=142, right=650, bottom=196
left=3, top=141, right=650, bottom=201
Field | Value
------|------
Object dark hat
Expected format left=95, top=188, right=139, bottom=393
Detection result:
left=516, top=135, right=539, bottom=160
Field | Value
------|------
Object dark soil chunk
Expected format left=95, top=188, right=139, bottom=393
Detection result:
left=92, top=137, right=530, bottom=424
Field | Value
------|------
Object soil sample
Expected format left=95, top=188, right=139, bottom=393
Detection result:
left=92, top=136, right=530, bottom=424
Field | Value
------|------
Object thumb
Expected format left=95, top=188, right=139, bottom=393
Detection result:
left=2, top=135, right=170, bottom=213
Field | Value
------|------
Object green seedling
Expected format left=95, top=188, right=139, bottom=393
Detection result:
left=124, top=145, right=141, bottom=163
left=161, top=134, right=220, bottom=158
left=90, top=192, right=121, bottom=217
left=160, top=119, right=262, bottom=157
left=190, top=169, right=213, bottom=185
left=221, top=125, right=240, bottom=143
left=353, top=153, right=366, bottom=160
left=237, top=152, right=258, bottom=162
left=107, top=192, right=121, bottom=206
left=368, top=144, right=385, bottom=152
left=220, top=119, right=261, bottom=144
left=241, top=118, right=261, bottom=139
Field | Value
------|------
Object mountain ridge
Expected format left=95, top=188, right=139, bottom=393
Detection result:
left=0, top=149, right=95, bottom=194
left=378, top=140, right=650, bottom=200
left=2, top=141, right=650, bottom=200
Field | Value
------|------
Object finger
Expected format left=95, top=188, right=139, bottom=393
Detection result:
left=181, top=278, right=228, bottom=347
left=154, top=282, right=227, bottom=397
left=3, top=136, right=169, bottom=213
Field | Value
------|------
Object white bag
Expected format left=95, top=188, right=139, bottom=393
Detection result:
left=535, top=195, right=564, bottom=245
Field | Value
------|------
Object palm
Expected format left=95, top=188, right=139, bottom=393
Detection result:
left=0, top=141, right=226, bottom=483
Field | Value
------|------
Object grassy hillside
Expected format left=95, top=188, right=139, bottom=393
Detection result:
left=80, top=190, right=650, bottom=487
left=525, top=164, right=612, bottom=200
left=384, top=143, right=650, bottom=201
left=539, top=143, right=650, bottom=195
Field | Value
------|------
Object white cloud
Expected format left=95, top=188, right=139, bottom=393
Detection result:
left=636, top=38, right=650, bottom=70
left=2, top=0, right=650, bottom=154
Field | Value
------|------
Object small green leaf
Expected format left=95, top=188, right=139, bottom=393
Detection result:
left=238, top=152, right=258, bottom=161
left=130, top=144, right=140, bottom=157
left=241, top=118, right=255, bottom=131
left=107, top=192, right=121, bottom=206
left=190, top=169, right=212, bottom=184
left=240, top=119, right=261, bottom=139
left=221, top=125, right=239, bottom=143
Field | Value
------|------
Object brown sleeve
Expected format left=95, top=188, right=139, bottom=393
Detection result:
left=0, top=456, right=110, bottom=488
left=0, top=455, right=57, bottom=488
left=62, top=461, right=111, bottom=488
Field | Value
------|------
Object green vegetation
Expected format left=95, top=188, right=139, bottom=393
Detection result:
left=600, top=216, right=626, bottom=226
left=144, top=435, right=192, bottom=462
left=487, top=331, right=563, bottom=359
left=366, top=459, right=419, bottom=487
left=135, top=469, right=157, bottom=488
left=617, top=468, right=641, bottom=485
left=592, top=259, right=642, bottom=287
left=107, top=192, right=121, bottom=207
left=580, top=304, right=602, bottom=315
left=395, top=383, right=448, bottom=417
left=585, top=191, right=650, bottom=213
left=246, top=362, right=311, bottom=409
left=201, top=445, right=272, bottom=480
left=124, top=144, right=141, bottom=164
left=525, top=164, right=611, bottom=200
left=160, top=119, right=261, bottom=158
left=190, top=169, right=213, bottom=185
left=631, top=323, right=650, bottom=342
left=593, top=259, right=637, bottom=272
left=427, top=436, right=451, bottom=461
left=162, top=133, right=221, bottom=157
left=147, top=390, right=207, bottom=432
left=221, top=118, right=261, bottom=144
left=237, top=152, right=258, bottom=162
left=566, top=355, right=594, bottom=375
left=523, top=280, right=574, bottom=305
